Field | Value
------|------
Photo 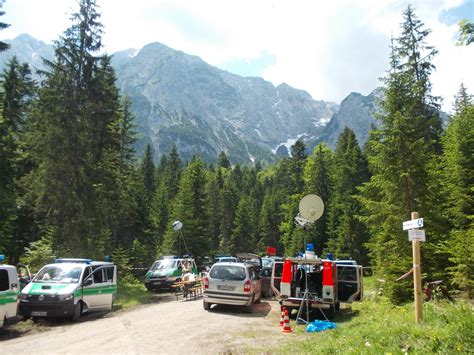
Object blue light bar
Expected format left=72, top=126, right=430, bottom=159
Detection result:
left=0, top=254, right=4, bottom=262
left=55, top=258, right=92, bottom=264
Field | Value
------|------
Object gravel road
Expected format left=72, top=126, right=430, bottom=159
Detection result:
left=0, top=294, right=291, bottom=354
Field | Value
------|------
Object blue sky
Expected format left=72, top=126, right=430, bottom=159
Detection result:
left=2, top=0, right=473, bottom=112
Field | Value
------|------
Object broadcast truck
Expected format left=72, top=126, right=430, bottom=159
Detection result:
left=271, top=256, right=363, bottom=318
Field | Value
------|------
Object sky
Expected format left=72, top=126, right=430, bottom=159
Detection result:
left=2, top=0, right=473, bottom=112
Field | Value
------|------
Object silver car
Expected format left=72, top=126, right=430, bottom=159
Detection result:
left=203, top=262, right=262, bottom=313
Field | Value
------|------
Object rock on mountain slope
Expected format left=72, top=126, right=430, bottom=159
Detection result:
left=112, top=42, right=339, bottom=163
left=1, top=34, right=383, bottom=163
left=310, top=90, right=380, bottom=150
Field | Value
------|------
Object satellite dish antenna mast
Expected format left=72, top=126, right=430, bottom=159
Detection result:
left=294, top=194, right=326, bottom=324
left=172, top=220, right=190, bottom=256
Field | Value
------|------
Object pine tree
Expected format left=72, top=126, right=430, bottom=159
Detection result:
left=231, top=195, right=258, bottom=254
left=24, top=0, right=131, bottom=257
left=302, top=143, right=333, bottom=256
left=359, top=6, right=442, bottom=303
left=326, top=127, right=370, bottom=264
left=140, top=143, right=156, bottom=208
left=217, top=151, right=231, bottom=169
left=161, top=155, right=209, bottom=258
left=438, top=85, right=474, bottom=296
left=0, top=57, right=36, bottom=262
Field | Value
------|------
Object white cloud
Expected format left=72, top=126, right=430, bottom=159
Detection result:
left=2, top=0, right=472, bottom=111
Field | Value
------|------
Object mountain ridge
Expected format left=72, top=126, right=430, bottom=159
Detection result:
left=1, top=34, right=379, bottom=164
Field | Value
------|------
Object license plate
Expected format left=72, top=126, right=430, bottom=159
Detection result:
left=153, top=281, right=162, bottom=285
left=218, top=285, right=235, bottom=291
left=31, top=311, right=47, bottom=317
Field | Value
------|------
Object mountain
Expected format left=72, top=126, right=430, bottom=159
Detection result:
left=111, top=43, right=339, bottom=163
left=0, top=34, right=381, bottom=163
left=0, top=34, right=54, bottom=78
left=312, top=90, right=380, bottom=149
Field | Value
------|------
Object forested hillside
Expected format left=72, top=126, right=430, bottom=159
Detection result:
left=0, top=0, right=472, bottom=304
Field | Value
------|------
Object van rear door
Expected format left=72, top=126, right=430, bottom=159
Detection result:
left=270, top=261, right=283, bottom=297
left=336, top=265, right=362, bottom=303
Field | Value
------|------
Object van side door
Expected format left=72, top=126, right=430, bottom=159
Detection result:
left=336, top=265, right=362, bottom=303
left=83, top=265, right=116, bottom=311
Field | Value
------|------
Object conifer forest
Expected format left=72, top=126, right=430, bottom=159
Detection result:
left=0, top=1, right=472, bottom=304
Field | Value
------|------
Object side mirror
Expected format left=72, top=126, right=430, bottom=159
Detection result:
left=83, top=278, right=93, bottom=286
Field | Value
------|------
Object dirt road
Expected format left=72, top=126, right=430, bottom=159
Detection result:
left=0, top=294, right=291, bottom=354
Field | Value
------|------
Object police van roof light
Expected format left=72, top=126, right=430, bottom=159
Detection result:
left=55, top=258, right=92, bottom=264
left=0, top=254, right=4, bottom=263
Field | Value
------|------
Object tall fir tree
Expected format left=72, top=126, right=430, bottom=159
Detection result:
left=24, top=0, right=132, bottom=257
left=359, top=6, right=442, bottom=303
left=326, top=127, right=370, bottom=264
left=437, top=85, right=473, bottom=296
left=0, top=57, right=36, bottom=261
left=161, top=155, right=209, bottom=257
left=302, top=143, right=333, bottom=256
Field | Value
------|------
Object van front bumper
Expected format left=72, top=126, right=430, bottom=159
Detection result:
left=19, top=299, right=75, bottom=318
left=144, top=278, right=176, bottom=291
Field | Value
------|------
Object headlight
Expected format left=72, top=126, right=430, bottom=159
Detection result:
left=19, top=293, right=28, bottom=300
left=57, top=293, right=74, bottom=301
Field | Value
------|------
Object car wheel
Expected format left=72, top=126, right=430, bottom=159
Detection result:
left=203, top=300, right=211, bottom=311
left=267, top=287, right=274, bottom=298
left=71, top=301, right=82, bottom=322
left=244, top=297, right=254, bottom=314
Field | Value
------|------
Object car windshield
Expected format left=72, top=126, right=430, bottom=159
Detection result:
left=150, top=259, right=177, bottom=272
left=210, top=265, right=246, bottom=281
left=34, top=265, right=83, bottom=284
left=262, top=258, right=273, bottom=268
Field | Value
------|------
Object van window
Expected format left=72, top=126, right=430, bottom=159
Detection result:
left=105, top=267, right=114, bottom=282
left=0, top=269, right=9, bottom=291
left=93, top=268, right=104, bottom=283
left=337, top=266, right=358, bottom=282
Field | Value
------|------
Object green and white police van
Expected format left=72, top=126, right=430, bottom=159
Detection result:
left=144, top=256, right=198, bottom=291
left=0, top=255, right=20, bottom=328
left=19, top=258, right=117, bottom=322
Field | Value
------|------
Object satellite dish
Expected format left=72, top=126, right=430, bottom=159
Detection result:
left=299, top=194, right=324, bottom=222
left=172, top=220, right=183, bottom=231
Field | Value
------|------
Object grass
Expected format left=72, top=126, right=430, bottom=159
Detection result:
left=265, top=276, right=474, bottom=354
left=114, top=278, right=157, bottom=309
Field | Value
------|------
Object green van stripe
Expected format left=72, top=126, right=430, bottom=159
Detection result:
left=0, top=291, right=18, bottom=305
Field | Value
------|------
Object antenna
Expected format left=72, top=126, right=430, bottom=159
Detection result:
left=294, top=194, right=327, bottom=324
left=172, top=220, right=189, bottom=255
left=295, top=194, right=324, bottom=228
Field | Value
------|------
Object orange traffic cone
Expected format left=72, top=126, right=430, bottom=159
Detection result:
left=279, top=307, right=286, bottom=327
left=281, top=309, right=293, bottom=333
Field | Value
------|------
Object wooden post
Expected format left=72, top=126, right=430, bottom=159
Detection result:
left=412, top=211, right=422, bottom=323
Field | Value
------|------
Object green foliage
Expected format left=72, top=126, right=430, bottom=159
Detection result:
left=457, top=19, right=474, bottom=46
left=326, top=128, right=370, bottom=264
left=437, top=86, right=474, bottom=297
left=359, top=6, right=443, bottom=303
left=302, top=143, right=333, bottom=256
left=20, top=228, right=55, bottom=272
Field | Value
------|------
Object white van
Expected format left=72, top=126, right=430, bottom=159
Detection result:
left=19, top=258, right=117, bottom=322
left=0, top=260, right=20, bottom=328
